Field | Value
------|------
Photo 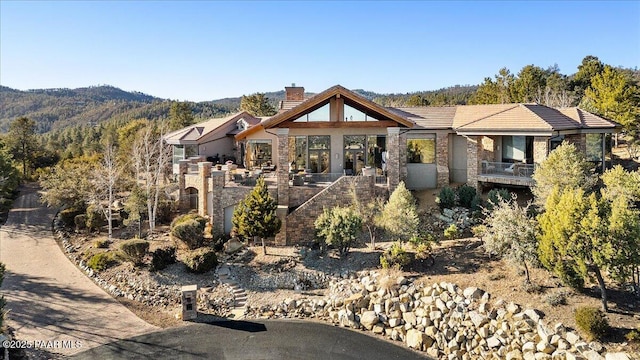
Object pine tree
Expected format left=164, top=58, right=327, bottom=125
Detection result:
left=532, top=142, right=596, bottom=208
left=378, top=181, right=419, bottom=242
left=232, top=177, right=281, bottom=254
left=239, top=93, right=276, bottom=117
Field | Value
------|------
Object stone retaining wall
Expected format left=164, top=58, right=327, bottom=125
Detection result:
left=285, top=176, right=375, bottom=245
left=245, top=271, right=631, bottom=360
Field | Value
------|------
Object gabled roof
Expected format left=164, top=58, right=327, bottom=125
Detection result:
left=164, top=111, right=259, bottom=144
left=235, top=85, right=414, bottom=140
left=261, top=85, right=414, bottom=129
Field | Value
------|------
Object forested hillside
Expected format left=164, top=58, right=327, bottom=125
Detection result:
left=0, top=85, right=477, bottom=134
left=0, top=85, right=234, bottom=133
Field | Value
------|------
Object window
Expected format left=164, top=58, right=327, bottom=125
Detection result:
left=344, top=135, right=386, bottom=174
left=407, top=138, right=435, bottom=164
left=172, top=145, right=198, bottom=165
left=502, top=136, right=533, bottom=162
left=293, top=103, right=330, bottom=122
left=344, top=104, right=379, bottom=122
left=246, top=140, right=272, bottom=169
left=549, top=135, right=564, bottom=152
left=586, top=133, right=603, bottom=162
left=173, top=145, right=184, bottom=165
left=288, top=135, right=330, bottom=173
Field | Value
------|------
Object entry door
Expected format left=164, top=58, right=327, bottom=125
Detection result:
left=344, top=135, right=366, bottom=175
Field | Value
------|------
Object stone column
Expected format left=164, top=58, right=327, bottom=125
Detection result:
left=387, top=127, right=401, bottom=193
left=275, top=205, right=288, bottom=246
left=210, top=171, right=225, bottom=236
left=275, top=128, right=290, bottom=207
left=436, top=132, right=450, bottom=187
left=466, top=136, right=481, bottom=190
left=533, top=137, right=548, bottom=164
left=178, top=160, right=190, bottom=211
left=197, top=162, right=212, bottom=217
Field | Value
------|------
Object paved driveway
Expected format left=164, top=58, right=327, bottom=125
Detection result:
left=71, top=319, right=429, bottom=359
left=0, top=185, right=157, bottom=356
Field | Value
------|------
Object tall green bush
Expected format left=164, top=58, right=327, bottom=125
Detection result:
left=379, top=182, right=419, bottom=242
left=232, top=177, right=281, bottom=254
left=436, top=187, right=456, bottom=210
left=315, top=206, right=362, bottom=257
left=457, top=185, right=477, bottom=209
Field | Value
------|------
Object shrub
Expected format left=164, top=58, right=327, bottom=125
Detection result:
left=184, top=247, right=218, bottom=274
left=59, top=207, right=84, bottom=228
left=74, top=214, right=87, bottom=230
left=380, top=242, right=411, bottom=269
left=437, top=187, right=456, bottom=210
left=378, top=182, right=419, bottom=243
left=522, top=282, right=543, bottom=294
left=120, top=239, right=150, bottom=266
left=87, top=252, right=119, bottom=271
left=457, top=185, right=477, bottom=209
left=150, top=246, right=177, bottom=271
left=487, top=188, right=512, bottom=209
left=414, top=242, right=433, bottom=261
left=315, top=206, right=362, bottom=256
left=171, top=214, right=207, bottom=249
left=545, top=290, right=570, bottom=306
left=488, top=273, right=505, bottom=281
left=575, top=306, right=609, bottom=341
left=625, top=327, right=640, bottom=343
left=86, top=206, right=106, bottom=232
left=444, top=223, right=459, bottom=240
left=94, top=239, right=110, bottom=249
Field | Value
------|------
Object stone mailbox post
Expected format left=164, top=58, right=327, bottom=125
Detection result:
left=181, top=284, right=198, bottom=320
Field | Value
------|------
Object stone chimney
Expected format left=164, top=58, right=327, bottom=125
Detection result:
left=285, top=83, right=304, bottom=101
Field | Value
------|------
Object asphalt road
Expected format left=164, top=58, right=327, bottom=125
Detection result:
left=71, top=319, right=429, bottom=360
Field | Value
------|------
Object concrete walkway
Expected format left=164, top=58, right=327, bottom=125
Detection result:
left=0, top=185, right=157, bottom=356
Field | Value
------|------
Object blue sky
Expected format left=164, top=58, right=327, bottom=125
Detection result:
left=1, top=1, right=638, bottom=102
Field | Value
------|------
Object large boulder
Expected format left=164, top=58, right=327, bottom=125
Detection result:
left=223, top=238, right=244, bottom=254
left=360, top=311, right=379, bottom=330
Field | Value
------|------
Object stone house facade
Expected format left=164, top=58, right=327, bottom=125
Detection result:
left=167, top=85, right=619, bottom=245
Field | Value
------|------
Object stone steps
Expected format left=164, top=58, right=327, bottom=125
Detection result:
left=215, top=249, right=249, bottom=319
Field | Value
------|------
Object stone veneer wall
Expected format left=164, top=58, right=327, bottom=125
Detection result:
left=289, top=187, right=324, bottom=209
left=387, top=128, right=401, bottom=192
left=285, top=175, right=376, bottom=245
left=564, top=134, right=586, bottom=153
left=436, top=132, right=450, bottom=188
left=533, top=137, right=548, bottom=164
left=481, top=136, right=496, bottom=163
left=466, top=136, right=481, bottom=190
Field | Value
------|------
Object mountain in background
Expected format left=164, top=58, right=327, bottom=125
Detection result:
left=0, top=84, right=477, bottom=133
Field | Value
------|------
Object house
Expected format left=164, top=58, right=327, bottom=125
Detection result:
left=165, top=84, right=619, bottom=245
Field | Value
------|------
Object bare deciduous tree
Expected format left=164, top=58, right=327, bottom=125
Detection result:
left=132, top=122, right=171, bottom=234
left=89, top=143, right=121, bottom=241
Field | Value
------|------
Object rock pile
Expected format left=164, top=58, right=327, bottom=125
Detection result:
left=246, top=271, right=630, bottom=360
left=435, top=207, right=474, bottom=231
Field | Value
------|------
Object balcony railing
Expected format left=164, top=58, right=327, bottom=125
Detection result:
left=480, top=161, right=536, bottom=178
